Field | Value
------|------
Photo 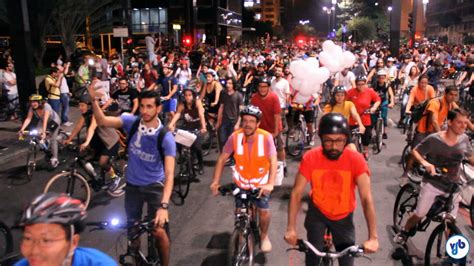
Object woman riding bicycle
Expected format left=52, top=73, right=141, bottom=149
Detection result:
left=398, top=65, right=420, bottom=127
left=18, top=94, right=61, bottom=168
left=168, top=86, right=207, bottom=175
left=64, top=95, right=121, bottom=190
left=200, top=71, right=223, bottom=128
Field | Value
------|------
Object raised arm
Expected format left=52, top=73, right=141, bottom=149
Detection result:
left=87, top=81, right=123, bottom=128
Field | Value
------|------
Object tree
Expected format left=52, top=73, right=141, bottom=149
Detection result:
left=347, top=16, right=376, bottom=42
left=29, top=1, right=56, bottom=67
left=290, top=24, right=316, bottom=38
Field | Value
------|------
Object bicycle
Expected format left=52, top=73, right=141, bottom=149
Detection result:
left=202, top=103, right=220, bottom=157
left=219, top=184, right=261, bottom=266
left=392, top=168, right=471, bottom=265
left=172, top=129, right=198, bottom=205
left=43, top=145, right=126, bottom=208
left=0, top=220, right=20, bottom=265
left=287, top=238, right=367, bottom=266
left=351, top=128, right=363, bottom=154
left=286, top=104, right=311, bottom=158
left=87, top=217, right=162, bottom=265
left=371, top=106, right=384, bottom=154
left=19, top=129, right=69, bottom=181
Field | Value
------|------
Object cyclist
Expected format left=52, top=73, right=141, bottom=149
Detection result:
left=394, top=108, right=473, bottom=244
left=18, top=94, right=61, bottom=168
left=87, top=83, right=176, bottom=266
left=15, top=192, right=116, bottom=266
left=64, top=95, right=121, bottom=190
left=372, top=70, right=395, bottom=139
left=290, top=92, right=317, bottom=146
left=102, top=77, right=139, bottom=115
left=346, top=76, right=381, bottom=160
left=404, top=75, right=436, bottom=116
left=284, top=113, right=379, bottom=266
left=323, top=85, right=365, bottom=134
left=398, top=65, right=421, bottom=127
left=210, top=105, right=277, bottom=253
left=200, top=71, right=223, bottom=128
left=333, top=68, right=356, bottom=91
left=216, top=77, right=244, bottom=149
left=157, top=63, right=179, bottom=122
left=168, top=86, right=207, bottom=175
left=400, top=85, right=459, bottom=186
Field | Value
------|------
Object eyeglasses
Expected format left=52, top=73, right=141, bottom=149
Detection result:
left=21, top=236, right=66, bottom=248
left=322, top=138, right=346, bottom=146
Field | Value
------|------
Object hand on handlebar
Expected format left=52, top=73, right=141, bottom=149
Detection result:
left=284, top=229, right=298, bottom=246
left=258, top=183, right=274, bottom=198
left=359, top=125, right=366, bottom=134
left=363, top=238, right=379, bottom=254
left=79, top=143, right=89, bottom=152
left=421, top=161, right=436, bottom=176
left=210, top=182, right=220, bottom=196
left=200, top=128, right=207, bottom=134
left=388, top=103, right=395, bottom=109
left=154, top=208, right=168, bottom=228
left=40, top=131, right=46, bottom=140
left=369, top=107, right=377, bottom=114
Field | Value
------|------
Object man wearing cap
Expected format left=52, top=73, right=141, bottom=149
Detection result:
left=157, top=63, right=179, bottom=121
left=373, top=70, right=395, bottom=139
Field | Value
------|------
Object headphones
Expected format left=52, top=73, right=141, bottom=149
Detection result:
left=138, top=118, right=161, bottom=136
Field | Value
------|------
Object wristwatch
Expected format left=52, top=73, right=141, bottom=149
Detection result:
left=159, top=202, right=169, bottom=210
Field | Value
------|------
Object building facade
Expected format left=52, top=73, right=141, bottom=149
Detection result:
left=244, top=0, right=281, bottom=26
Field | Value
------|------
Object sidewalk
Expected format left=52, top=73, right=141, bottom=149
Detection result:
left=0, top=105, right=82, bottom=169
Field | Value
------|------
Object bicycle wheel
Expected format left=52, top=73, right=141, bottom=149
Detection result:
left=44, top=172, right=91, bottom=208
left=354, top=135, right=364, bottom=154
left=175, top=153, right=192, bottom=200
left=0, top=220, right=13, bottom=259
left=373, top=118, right=383, bottom=154
left=424, top=222, right=466, bottom=266
left=228, top=228, right=255, bottom=266
left=25, top=147, right=36, bottom=181
left=393, top=183, right=418, bottom=231
left=286, top=127, right=304, bottom=157
left=401, top=144, right=411, bottom=171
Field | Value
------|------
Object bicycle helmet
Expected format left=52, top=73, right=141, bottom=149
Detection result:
left=376, top=69, right=387, bottom=76
left=29, top=94, right=43, bottom=101
left=78, top=94, right=91, bottom=104
left=257, top=76, right=271, bottom=86
left=355, top=75, right=367, bottom=83
left=19, top=192, right=87, bottom=227
left=240, top=105, right=262, bottom=121
left=332, top=85, right=346, bottom=96
left=182, top=85, right=197, bottom=97
left=318, top=113, right=350, bottom=139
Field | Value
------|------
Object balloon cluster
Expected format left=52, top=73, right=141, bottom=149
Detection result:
left=289, top=40, right=356, bottom=104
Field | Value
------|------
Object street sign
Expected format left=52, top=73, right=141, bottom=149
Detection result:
left=172, top=24, right=181, bottom=30
left=113, top=27, right=128, bottom=38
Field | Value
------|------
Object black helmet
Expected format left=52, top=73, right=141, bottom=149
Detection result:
left=182, top=86, right=197, bottom=97
left=318, top=113, right=350, bottom=139
left=332, top=85, right=346, bottom=96
left=355, top=75, right=367, bottom=83
left=19, top=192, right=87, bottom=227
left=240, top=105, right=262, bottom=121
left=258, top=76, right=271, bottom=86
left=79, top=94, right=91, bottom=104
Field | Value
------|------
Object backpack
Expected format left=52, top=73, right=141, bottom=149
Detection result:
left=126, top=117, right=169, bottom=165
left=411, top=98, right=442, bottom=124
left=38, top=78, right=49, bottom=99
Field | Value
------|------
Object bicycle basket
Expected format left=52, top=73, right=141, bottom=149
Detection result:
left=174, top=129, right=197, bottom=148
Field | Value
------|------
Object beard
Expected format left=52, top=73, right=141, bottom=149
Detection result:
left=322, top=148, right=343, bottom=160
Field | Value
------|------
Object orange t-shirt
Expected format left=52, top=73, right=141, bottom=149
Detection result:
left=409, top=85, right=436, bottom=106
left=417, top=97, right=457, bottom=133
left=298, top=147, right=370, bottom=221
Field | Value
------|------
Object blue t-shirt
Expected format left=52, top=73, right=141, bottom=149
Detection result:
left=157, top=75, right=178, bottom=98
left=121, top=114, right=176, bottom=186
left=15, top=247, right=117, bottom=266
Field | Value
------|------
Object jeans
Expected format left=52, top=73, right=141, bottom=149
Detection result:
left=48, top=99, right=61, bottom=116
left=219, top=119, right=237, bottom=148
left=7, top=93, right=18, bottom=115
left=60, top=93, right=70, bottom=123
left=400, top=92, right=409, bottom=123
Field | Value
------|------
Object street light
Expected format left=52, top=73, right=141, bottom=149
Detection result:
left=299, top=20, right=310, bottom=25
left=387, top=6, right=392, bottom=42
left=322, top=6, right=332, bottom=34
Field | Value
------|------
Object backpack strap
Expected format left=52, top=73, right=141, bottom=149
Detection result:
left=126, top=116, right=141, bottom=147
left=156, top=127, right=169, bottom=165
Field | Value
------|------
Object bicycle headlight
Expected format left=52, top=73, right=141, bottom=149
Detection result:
left=30, top=130, right=38, bottom=136
left=110, top=218, right=120, bottom=227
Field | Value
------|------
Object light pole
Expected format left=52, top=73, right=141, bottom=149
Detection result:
left=322, top=6, right=332, bottom=35
left=332, top=0, right=337, bottom=31
left=388, top=6, right=392, bottom=42
left=422, top=0, right=429, bottom=38
left=299, top=20, right=310, bottom=26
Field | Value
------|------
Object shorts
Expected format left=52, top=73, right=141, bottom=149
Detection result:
left=235, top=193, right=270, bottom=210
left=414, top=182, right=461, bottom=218
left=125, top=183, right=164, bottom=223
left=90, top=136, right=119, bottom=157
left=293, top=109, right=315, bottom=124
left=350, top=125, right=372, bottom=147
left=276, top=132, right=286, bottom=150
left=304, top=204, right=355, bottom=266
left=162, top=98, right=177, bottom=113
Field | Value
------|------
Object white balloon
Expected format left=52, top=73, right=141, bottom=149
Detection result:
left=294, top=93, right=311, bottom=104
left=306, top=57, right=319, bottom=69
left=327, top=60, right=344, bottom=73
left=322, top=40, right=335, bottom=51
left=289, top=60, right=308, bottom=79
left=342, top=51, right=356, bottom=68
left=318, top=51, right=332, bottom=68
left=297, top=81, right=314, bottom=96
left=290, top=78, right=303, bottom=91
left=329, top=45, right=343, bottom=63
left=314, top=67, right=330, bottom=85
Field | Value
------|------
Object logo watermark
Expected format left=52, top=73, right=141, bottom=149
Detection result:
left=446, top=235, right=470, bottom=261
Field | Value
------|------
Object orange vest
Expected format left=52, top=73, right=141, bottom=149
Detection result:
left=232, top=128, right=271, bottom=189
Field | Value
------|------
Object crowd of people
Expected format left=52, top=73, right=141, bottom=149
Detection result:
left=1, top=35, right=473, bottom=265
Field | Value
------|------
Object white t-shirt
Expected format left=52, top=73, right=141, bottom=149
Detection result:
left=334, top=71, right=355, bottom=90
left=3, top=71, right=17, bottom=95
left=145, top=36, right=156, bottom=52
left=271, top=78, right=290, bottom=108
left=60, top=76, right=69, bottom=93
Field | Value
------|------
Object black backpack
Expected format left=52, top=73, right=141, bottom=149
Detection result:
left=126, top=116, right=169, bottom=164
left=37, top=78, right=49, bottom=99
left=411, top=98, right=442, bottom=124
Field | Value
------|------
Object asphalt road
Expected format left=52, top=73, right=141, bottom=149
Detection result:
left=1, top=106, right=473, bottom=266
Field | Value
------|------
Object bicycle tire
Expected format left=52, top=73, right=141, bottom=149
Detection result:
left=0, top=220, right=13, bottom=260
left=424, top=222, right=466, bottom=266
left=25, top=146, right=36, bottom=181
left=44, top=172, right=91, bottom=208
left=286, top=127, right=304, bottom=157
left=374, top=118, right=383, bottom=154
left=175, top=152, right=192, bottom=200
left=354, top=135, right=364, bottom=154
left=392, top=183, right=418, bottom=231
left=228, top=228, right=255, bottom=266
left=401, top=144, right=411, bottom=172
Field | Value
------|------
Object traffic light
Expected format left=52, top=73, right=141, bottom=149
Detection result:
left=408, top=12, right=414, bottom=32
left=182, top=35, right=192, bottom=47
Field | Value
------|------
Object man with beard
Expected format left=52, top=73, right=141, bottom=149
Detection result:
left=87, top=82, right=176, bottom=266
left=284, top=113, right=379, bottom=266
left=104, top=77, right=139, bottom=114
left=211, top=105, right=277, bottom=253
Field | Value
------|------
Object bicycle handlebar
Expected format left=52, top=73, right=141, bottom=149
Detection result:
left=292, top=239, right=365, bottom=258
left=86, top=218, right=155, bottom=231
left=218, top=184, right=261, bottom=198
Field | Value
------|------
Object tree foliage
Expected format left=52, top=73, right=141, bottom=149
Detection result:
left=347, top=16, right=376, bottom=42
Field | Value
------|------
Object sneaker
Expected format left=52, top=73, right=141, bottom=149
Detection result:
left=383, top=133, right=388, bottom=139
left=393, top=230, right=409, bottom=245
left=363, top=151, right=369, bottom=161
left=399, top=175, right=409, bottom=187
left=108, top=176, right=122, bottom=191
left=260, top=236, right=272, bottom=253
left=62, top=121, right=73, bottom=127
left=50, top=158, right=59, bottom=168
